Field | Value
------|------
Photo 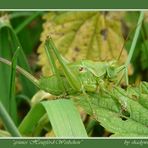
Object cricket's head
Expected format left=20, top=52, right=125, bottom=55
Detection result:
left=106, top=60, right=120, bottom=80
left=106, top=60, right=125, bottom=82
left=107, top=60, right=117, bottom=67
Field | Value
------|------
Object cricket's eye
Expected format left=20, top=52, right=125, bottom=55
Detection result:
left=79, top=67, right=84, bottom=72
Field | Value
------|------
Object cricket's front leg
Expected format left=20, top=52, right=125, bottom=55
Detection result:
left=46, top=37, right=81, bottom=91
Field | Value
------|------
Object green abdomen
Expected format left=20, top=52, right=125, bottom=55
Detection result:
left=39, top=75, right=75, bottom=96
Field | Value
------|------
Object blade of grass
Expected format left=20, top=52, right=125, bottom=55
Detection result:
left=9, top=12, right=34, bottom=19
left=86, top=119, right=97, bottom=135
left=32, top=114, right=50, bottom=136
left=15, top=12, right=42, bottom=34
left=0, top=27, right=11, bottom=111
left=11, top=12, right=43, bottom=55
left=125, top=11, right=144, bottom=85
left=0, top=101, right=21, bottom=137
left=8, top=47, right=20, bottom=125
left=0, top=18, right=37, bottom=110
left=42, top=99, right=87, bottom=137
left=19, top=99, right=87, bottom=137
left=18, top=103, right=47, bottom=136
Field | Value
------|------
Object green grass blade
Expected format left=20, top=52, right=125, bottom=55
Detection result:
left=125, top=11, right=144, bottom=66
left=41, top=99, right=87, bottom=137
left=11, top=12, right=43, bottom=55
left=0, top=18, right=37, bottom=109
left=125, top=11, right=144, bottom=85
left=18, top=103, right=45, bottom=136
left=0, top=31, right=10, bottom=111
left=9, top=12, right=33, bottom=19
left=0, top=102, right=21, bottom=137
left=8, top=48, right=20, bottom=125
left=19, top=99, right=87, bottom=137
left=15, top=12, right=42, bottom=34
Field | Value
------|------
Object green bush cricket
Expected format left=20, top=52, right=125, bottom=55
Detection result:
left=0, top=36, right=125, bottom=97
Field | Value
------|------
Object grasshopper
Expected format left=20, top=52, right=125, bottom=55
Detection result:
left=40, top=37, right=125, bottom=95
left=0, top=37, right=125, bottom=98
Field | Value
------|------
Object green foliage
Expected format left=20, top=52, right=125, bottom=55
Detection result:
left=124, top=12, right=148, bottom=81
left=8, top=48, right=20, bottom=124
left=0, top=11, right=148, bottom=138
left=19, top=99, right=87, bottom=137
left=10, top=12, right=43, bottom=55
left=0, top=15, right=37, bottom=110
left=75, top=81, right=148, bottom=137
left=0, top=102, right=21, bottom=137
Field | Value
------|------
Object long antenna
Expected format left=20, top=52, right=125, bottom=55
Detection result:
left=117, top=14, right=145, bottom=61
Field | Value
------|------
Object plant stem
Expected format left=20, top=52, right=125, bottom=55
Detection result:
left=0, top=57, right=39, bottom=88
left=125, top=11, right=144, bottom=85
left=0, top=102, right=21, bottom=137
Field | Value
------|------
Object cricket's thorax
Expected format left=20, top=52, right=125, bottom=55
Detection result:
left=60, top=60, right=118, bottom=92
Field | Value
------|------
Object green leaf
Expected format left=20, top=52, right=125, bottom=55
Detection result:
left=95, top=107, right=148, bottom=136
left=18, top=102, right=45, bottom=136
left=42, top=99, right=87, bottom=137
left=76, top=82, right=148, bottom=137
left=8, top=48, right=20, bottom=125
left=19, top=99, right=87, bottom=137
left=0, top=15, right=37, bottom=110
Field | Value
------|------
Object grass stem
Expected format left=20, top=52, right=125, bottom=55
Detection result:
left=125, top=11, right=144, bottom=85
